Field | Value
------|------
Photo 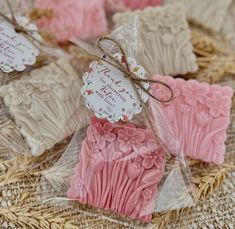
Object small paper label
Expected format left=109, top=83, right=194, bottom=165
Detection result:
left=82, top=53, right=149, bottom=123
left=0, top=16, right=41, bottom=73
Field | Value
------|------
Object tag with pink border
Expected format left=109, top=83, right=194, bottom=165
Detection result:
left=81, top=53, right=149, bottom=123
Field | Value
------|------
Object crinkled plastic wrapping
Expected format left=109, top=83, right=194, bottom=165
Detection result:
left=0, top=57, right=83, bottom=157
left=39, top=18, right=196, bottom=226
left=0, top=53, right=73, bottom=156
left=0, top=0, right=75, bottom=156
left=0, top=0, right=36, bottom=155
left=0, top=0, right=31, bottom=15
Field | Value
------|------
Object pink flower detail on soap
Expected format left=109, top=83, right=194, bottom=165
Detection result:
left=136, top=139, right=158, bottom=155
left=132, top=156, right=143, bottom=169
left=150, top=75, right=233, bottom=165
left=142, top=152, right=164, bottom=169
left=134, top=140, right=164, bottom=169
left=117, top=127, right=145, bottom=153
left=179, top=104, right=190, bottom=114
left=68, top=176, right=86, bottom=199
left=197, top=104, right=209, bottom=113
left=206, top=92, right=231, bottom=117
left=196, top=112, right=210, bottom=127
left=89, top=142, right=116, bottom=172
left=68, top=118, right=166, bottom=222
left=87, top=122, right=116, bottom=149
left=182, top=80, right=209, bottom=106
left=141, top=188, right=153, bottom=201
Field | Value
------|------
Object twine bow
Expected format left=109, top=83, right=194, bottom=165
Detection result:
left=0, top=0, right=62, bottom=71
left=0, top=0, right=43, bottom=47
left=96, top=36, right=174, bottom=104
left=75, top=35, right=174, bottom=156
left=96, top=36, right=174, bottom=103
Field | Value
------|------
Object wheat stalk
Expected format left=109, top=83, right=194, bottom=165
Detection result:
left=152, top=208, right=191, bottom=229
left=191, top=31, right=227, bottom=55
left=29, top=8, right=53, bottom=21
left=188, top=159, right=203, bottom=167
left=0, top=205, right=79, bottom=229
left=0, top=142, right=67, bottom=187
left=152, top=211, right=178, bottom=229
left=187, top=55, right=233, bottom=83
left=187, top=30, right=235, bottom=83
left=39, top=29, right=56, bottom=42
left=0, top=159, right=13, bottom=174
left=193, top=164, right=235, bottom=200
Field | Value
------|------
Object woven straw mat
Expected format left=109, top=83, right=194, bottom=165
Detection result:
left=0, top=76, right=234, bottom=229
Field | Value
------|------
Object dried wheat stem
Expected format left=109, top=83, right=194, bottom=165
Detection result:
left=188, top=159, right=203, bottom=167
left=29, top=8, right=53, bottom=21
left=0, top=147, right=63, bottom=186
left=39, top=29, right=56, bottom=42
left=193, top=166, right=232, bottom=200
left=191, top=31, right=227, bottom=55
left=0, top=206, right=78, bottom=229
left=152, top=208, right=191, bottom=229
left=0, top=159, right=13, bottom=173
left=223, top=163, right=235, bottom=170
left=0, top=141, right=67, bottom=186
left=193, top=48, right=212, bottom=57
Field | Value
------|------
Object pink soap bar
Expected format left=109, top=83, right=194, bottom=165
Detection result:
left=150, top=75, right=233, bottom=165
left=36, top=0, right=108, bottom=43
left=67, top=118, right=165, bottom=222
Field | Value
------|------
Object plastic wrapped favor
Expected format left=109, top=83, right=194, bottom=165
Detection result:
left=39, top=18, right=195, bottom=226
left=0, top=58, right=83, bottom=156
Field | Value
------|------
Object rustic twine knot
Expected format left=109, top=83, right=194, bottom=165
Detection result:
left=96, top=36, right=174, bottom=104
left=94, top=35, right=175, bottom=157
left=0, top=0, right=42, bottom=45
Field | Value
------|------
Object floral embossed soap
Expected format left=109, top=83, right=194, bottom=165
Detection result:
left=67, top=118, right=165, bottom=222
left=150, top=75, right=233, bottom=165
left=36, top=0, right=108, bottom=43
left=165, top=0, right=232, bottom=32
left=113, top=4, right=198, bottom=76
left=0, top=59, right=82, bottom=156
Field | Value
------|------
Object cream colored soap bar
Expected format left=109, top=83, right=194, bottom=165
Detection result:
left=113, top=4, right=198, bottom=76
left=165, top=0, right=232, bottom=32
left=0, top=59, right=82, bottom=156
left=0, top=73, right=29, bottom=155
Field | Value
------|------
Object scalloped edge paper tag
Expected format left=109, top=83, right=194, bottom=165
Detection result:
left=0, top=16, right=41, bottom=73
left=81, top=53, right=149, bottom=123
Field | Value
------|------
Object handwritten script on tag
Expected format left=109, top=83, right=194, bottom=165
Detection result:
left=0, top=16, right=40, bottom=73
left=82, top=53, right=149, bottom=123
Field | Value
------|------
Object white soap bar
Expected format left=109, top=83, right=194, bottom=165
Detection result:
left=113, top=4, right=198, bottom=76
left=165, top=0, right=232, bottom=32
left=0, top=59, right=82, bottom=156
